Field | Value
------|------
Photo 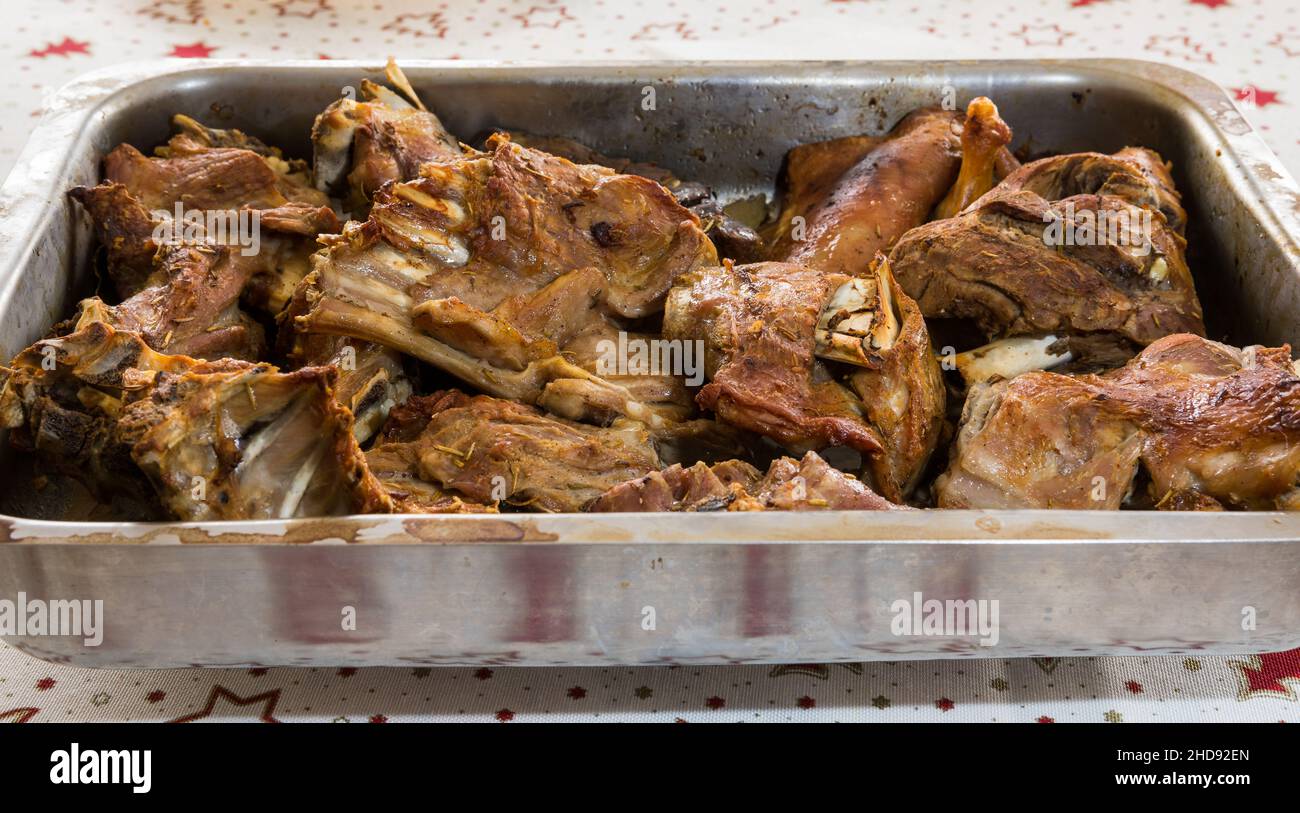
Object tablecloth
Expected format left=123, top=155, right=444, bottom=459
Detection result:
left=1, top=0, right=1298, bottom=723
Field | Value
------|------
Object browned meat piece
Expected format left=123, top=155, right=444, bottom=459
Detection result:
left=665, top=108, right=958, bottom=500
left=364, top=390, right=663, bottom=513
left=937, top=334, right=1300, bottom=510
left=501, top=129, right=763, bottom=262
left=119, top=363, right=393, bottom=520
left=69, top=114, right=337, bottom=313
left=588, top=450, right=898, bottom=512
left=985, top=148, right=1187, bottom=234
left=289, top=134, right=716, bottom=426
left=74, top=243, right=267, bottom=361
left=0, top=321, right=251, bottom=500
left=768, top=108, right=963, bottom=275
left=934, top=97, right=1014, bottom=220
left=891, top=188, right=1204, bottom=364
left=584, top=459, right=760, bottom=512
left=312, top=60, right=462, bottom=212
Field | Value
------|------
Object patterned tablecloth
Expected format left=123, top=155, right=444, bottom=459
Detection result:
left=1, top=0, right=1298, bottom=723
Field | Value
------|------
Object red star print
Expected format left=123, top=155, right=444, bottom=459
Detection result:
left=1189, top=0, right=1229, bottom=7
left=272, top=0, right=333, bottom=17
left=1234, top=87, right=1282, bottom=108
left=29, top=38, right=90, bottom=58
left=514, top=5, right=574, bottom=28
left=1010, top=24, right=1072, bottom=47
left=1268, top=33, right=1300, bottom=58
left=936, top=697, right=955, bottom=711
left=35, top=677, right=55, bottom=691
left=169, top=42, right=217, bottom=58
left=631, top=22, right=696, bottom=41
left=369, top=714, right=387, bottom=723
left=705, top=696, right=726, bottom=709
left=1036, top=715, right=1055, bottom=723
left=1125, top=680, right=1144, bottom=694
left=796, top=696, right=816, bottom=709
left=495, top=708, right=515, bottom=722
left=1229, top=648, right=1300, bottom=700
left=139, top=0, right=205, bottom=25
left=1145, top=35, right=1214, bottom=64
left=146, top=690, right=166, bottom=704
left=169, top=686, right=281, bottom=723
left=473, top=667, right=493, bottom=680
left=1070, top=0, right=1109, bottom=6
left=248, top=667, right=268, bottom=676
left=382, top=12, right=450, bottom=38
left=337, top=667, right=356, bottom=677
left=567, top=686, right=587, bottom=699
left=0, top=707, right=38, bottom=723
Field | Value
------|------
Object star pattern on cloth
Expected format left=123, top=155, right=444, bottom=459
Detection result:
left=169, top=686, right=282, bottom=723
left=1228, top=648, right=1300, bottom=701
left=0, top=707, right=38, bottom=723
left=28, top=38, right=90, bottom=58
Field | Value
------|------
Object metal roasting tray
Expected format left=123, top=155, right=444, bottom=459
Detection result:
left=1, top=59, right=1299, bottom=668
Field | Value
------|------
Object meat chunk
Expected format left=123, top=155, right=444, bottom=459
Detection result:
left=70, top=115, right=337, bottom=312
left=891, top=188, right=1203, bottom=366
left=500, top=129, right=763, bottom=262
left=289, top=135, right=716, bottom=426
left=312, top=59, right=462, bottom=212
left=937, top=334, right=1300, bottom=510
left=74, top=243, right=267, bottom=361
left=365, top=390, right=663, bottom=513
left=665, top=107, right=958, bottom=500
left=588, top=451, right=899, bottom=512
left=0, top=321, right=251, bottom=500
left=119, top=364, right=392, bottom=520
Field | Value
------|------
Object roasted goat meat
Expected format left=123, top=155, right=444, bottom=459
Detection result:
left=364, top=390, right=662, bottom=513
left=289, top=134, right=716, bottom=427
left=118, top=363, right=392, bottom=520
left=937, top=334, right=1300, bottom=511
left=588, top=450, right=899, bottom=512
left=70, top=114, right=338, bottom=314
left=500, top=129, right=763, bottom=262
left=0, top=321, right=250, bottom=500
left=665, top=108, right=960, bottom=500
left=311, top=60, right=462, bottom=212
left=892, top=146, right=1201, bottom=377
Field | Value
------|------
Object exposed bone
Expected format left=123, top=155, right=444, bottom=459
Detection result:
left=949, top=334, right=1072, bottom=385
left=813, top=259, right=901, bottom=367
left=935, top=97, right=1013, bottom=220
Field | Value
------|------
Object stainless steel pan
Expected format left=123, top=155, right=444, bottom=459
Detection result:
left=1, top=59, right=1297, bottom=667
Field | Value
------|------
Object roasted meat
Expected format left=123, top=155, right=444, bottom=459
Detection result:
left=588, top=450, right=898, bottom=512
left=665, top=108, right=959, bottom=500
left=0, top=321, right=250, bottom=500
left=934, top=97, right=1014, bottom=220
left=500, top=129, right=763, bottom=262
left=312, top=59, right=462, bottom=212
left=937, top=334, right=1300, bottom=510
left=365, top=390, right=662, bottom=513
left=288, top=134, right=716, bottom=426
left=119, top=363, right=393, bottom=520
left=70, top=114, right=338, bottom=313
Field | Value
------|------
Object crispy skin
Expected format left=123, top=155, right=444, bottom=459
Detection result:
left=985, top=148, right=1186, bottom=234
left=366, top=390, right=663, bottom=513
left=588, top=451, right=898, bottom=512
left=312, top=61, right=462, bottom=212
left=768, top=108, right=963, bottom=275
left=290, top=135, right=716, bottom=425
left=937, top=334, right=1300, bottom=510
left=120, top=364, right=392, bottom=520
left=502, top=129, right=763, bottom=262
left=890, top=189, right=1203, bottom=355
left=0, top=321, right=250, bottom=499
